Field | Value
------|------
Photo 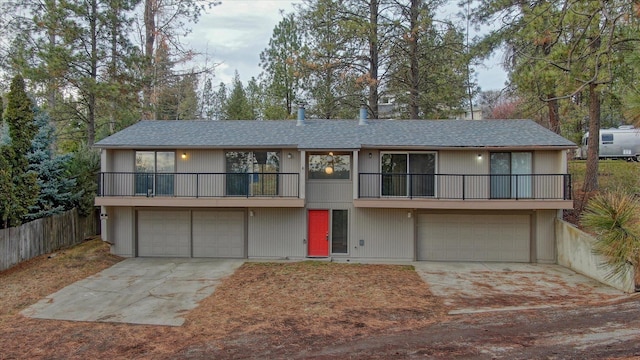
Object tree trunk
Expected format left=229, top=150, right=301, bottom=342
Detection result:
left=547, top=96, right=560, bottom=134
left=87, top=0, right=98, bottom=146
left=408, top=0, right=419, bottom=119
left=47, top=0, right=58, bottom=150
left=109, top=1, right=119, bottom=134
left=368, top=0, right=379, bottom=119
left=583, top=83, right=600, bottom=194
left=143, top=0, right=156, bottom=120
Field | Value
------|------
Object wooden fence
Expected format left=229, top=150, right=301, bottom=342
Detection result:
left=0, top=208, right=100, bottom=272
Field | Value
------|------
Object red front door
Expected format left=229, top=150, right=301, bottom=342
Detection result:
left=308, top=210, right=329, bottom=257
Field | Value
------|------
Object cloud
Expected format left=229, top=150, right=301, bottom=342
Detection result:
left=182, top=1, right=296, bottom=85
left=182, top=0, right=506, bottom=90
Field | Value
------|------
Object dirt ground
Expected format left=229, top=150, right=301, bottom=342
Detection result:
left=1, top=240, right=640, bottom=359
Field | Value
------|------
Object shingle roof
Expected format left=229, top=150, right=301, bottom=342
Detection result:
left=94, top=119, right=576, bottom=149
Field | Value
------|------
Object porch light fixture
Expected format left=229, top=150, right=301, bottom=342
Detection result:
left=477, top=153, right=482, bottom=159
left=368, top=152, right=372, bottom=159
left=181, top=152, right=187, bottom=159
left=325, top=152, right=335, bottom=174
left=287, top=153, right=293, bottom=159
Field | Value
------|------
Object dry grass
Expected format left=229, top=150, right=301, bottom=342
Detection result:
left=0, top=242, right=444, bottom=359
left=188, top=262, right=444, bottom=338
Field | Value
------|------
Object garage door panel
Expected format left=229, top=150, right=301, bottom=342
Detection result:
left=138, top=210, right=190, bottom=257
left=417, top=214, right=530, bottom=262
left=193, top=211, right=244, bottom=258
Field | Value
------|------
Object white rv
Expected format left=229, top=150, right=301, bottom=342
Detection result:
left=579, top=125, right=640, bottom=161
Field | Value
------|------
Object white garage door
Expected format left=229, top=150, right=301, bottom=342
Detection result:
left=193, top=211, right=244, bottom=258
left=417, top=213, right=530, bottom=262
left=138, top=210, right=191, bottom=257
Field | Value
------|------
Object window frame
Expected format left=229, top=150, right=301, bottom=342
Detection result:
left=307, top=152, right=352, bottom=180
left=224, top=150, right=280, bottom=196
left=134, top=150, right=176, bottom=196
left=379, top=151, right=437, bottom=198
left=489, top=151, right=532, bottom=199
left=331, top=209, right=349, bottom=255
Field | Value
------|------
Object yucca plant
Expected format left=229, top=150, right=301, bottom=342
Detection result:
left=581, top=190, right=640, bottom=290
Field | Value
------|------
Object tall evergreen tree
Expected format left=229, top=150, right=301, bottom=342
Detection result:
left=260, top=12, right=304, bottom=118
left=2, top=75, right=39, bottom=227
left=0, top=97, right=13, bottom=228
left=26, top=109, right=78, bottom=220
left=225, top=72, right=254, bottom=120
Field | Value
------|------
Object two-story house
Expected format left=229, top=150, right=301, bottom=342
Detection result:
left=94, top=113, right=575, bottom=263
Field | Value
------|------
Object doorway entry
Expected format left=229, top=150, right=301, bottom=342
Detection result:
left=308, top=210, right=329, bottom=257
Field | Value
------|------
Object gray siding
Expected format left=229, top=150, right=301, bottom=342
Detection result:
left=175, top=150, right=223, bottom=197
left=113, top=150, right=134, bottom=172
left=439, top=150, right=488, bottom=199
left=534, top=150, right=561, bottom=173
left=109, top=207, right=134, bottom=257
left=535, top=209, right=557, bottom=263
left=351, top=208, right=413, bottom=260
left=176, top=149, right=223, bottom=172
left=358, top=150, right=380, bottom=173
left=307, top=181, right=353, bottom=203
left=533, top=151, right=564, bottom=199
left=281, top=151, right=299, bottom=173
left=248, top=208, right=306, bottom=258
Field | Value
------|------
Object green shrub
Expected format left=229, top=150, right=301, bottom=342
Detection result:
left=581, top=190, right=640, bottom=283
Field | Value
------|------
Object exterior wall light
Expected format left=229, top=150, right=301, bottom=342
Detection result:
left=477, top=153, right=482, bottom=159
left=287, top=153, right=293, bottom=159
left=181, top=152, right=187, bottom=159
left=325, top=151, right=335, bottom=174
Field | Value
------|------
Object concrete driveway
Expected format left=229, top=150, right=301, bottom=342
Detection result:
left=21, top=258, right=243, bottom=326
left=413, top=262, right=627, bottom=315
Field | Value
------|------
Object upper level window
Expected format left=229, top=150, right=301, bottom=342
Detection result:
left=135, top=151, right=175, bottom=196
left=381, top=152, right=436, bottom=197
left=490, top=152, right=532, bottom=199
left=225, top=151, right=279, bottom=196
left=308, top=152, right=351, bottom=180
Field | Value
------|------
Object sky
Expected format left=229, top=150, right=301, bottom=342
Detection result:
left=183, top=0, right=508, bottom=91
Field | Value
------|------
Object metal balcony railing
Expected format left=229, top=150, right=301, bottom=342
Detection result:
left=358, top=173, right=572, bottom=200
left=97, top=172, right=300, bottom=198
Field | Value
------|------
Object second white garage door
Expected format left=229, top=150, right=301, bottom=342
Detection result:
left=417, top=213, right=530, bottom=262
left=193, top=210, right=245, bottom=258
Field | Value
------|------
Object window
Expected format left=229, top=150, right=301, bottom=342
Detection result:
left=331, top=210, right=348, bottom=254
left=308, top=153, right=351, bottom=180
left=225, top=151, right=279, bottom=196
left=381, top=152, right=436, bottom=197
left=602, top=133, right=613, bottom=144
left=135, top=151, right=175, bottom=196
left=490, top=152, right=532, bottom=199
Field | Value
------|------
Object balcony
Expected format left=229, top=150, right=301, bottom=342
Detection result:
left=95, top=172, right=303, bottom=208
left=355, top=173, right=573, bottom=210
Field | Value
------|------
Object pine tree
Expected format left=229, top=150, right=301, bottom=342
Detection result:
left=26, top=109, right=78, bottom=220
left=225, top=72, right=254, bottom=120
left=2, top=75, right=39, bottom=227
left=0, top=97, right=14, bottom=228
left=66, top=143, right=100, bottom=217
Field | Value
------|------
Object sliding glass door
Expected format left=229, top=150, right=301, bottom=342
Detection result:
left=490, top=152, right=532, bottom=199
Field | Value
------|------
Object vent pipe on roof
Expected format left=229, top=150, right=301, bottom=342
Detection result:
left=297, top=105, right=305, bottom=126
left=359, top=105, right=368, bottom=125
